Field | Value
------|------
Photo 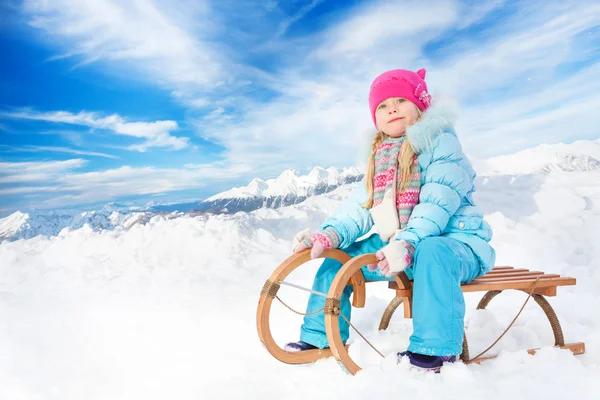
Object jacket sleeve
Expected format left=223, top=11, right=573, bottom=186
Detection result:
left=395, top=132, right=472, bottom=248
left=319, top=178, right=374, bottom=249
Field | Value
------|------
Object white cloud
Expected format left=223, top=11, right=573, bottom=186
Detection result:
left=315, top=0, right=458, bottom=55
left=19, top=0, right=282, bottom=110
left=0, top=186, right=65, bottom=195
left=22, top=0, right=221, bottom=88
left=0, top=145, right=120, bottom=159
left=2, top=109, right=189, bottom=151
left=0, top=159, right=87, bottom=184
left=38, top=129, right=86, bottom=146
left=0, top=159, right=254, bottom=209
left=275, top=0, right=325, bottom=37
left=430, top=2, right=600, bottom=97
left=459, top=62, right=600, bottom=156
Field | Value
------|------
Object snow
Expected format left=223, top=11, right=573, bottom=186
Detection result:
left=0, top=209, right=164, bottom=242
left=473, top=138, right=600, bottom=175
left=0, top=211, right=29, bottom=238
left=1, top=170, right=599, bottom=399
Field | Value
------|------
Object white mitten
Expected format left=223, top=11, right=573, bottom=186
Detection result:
left=376, top=240, right=414, bottom=276
left=291, top=228, right=311, bottom=252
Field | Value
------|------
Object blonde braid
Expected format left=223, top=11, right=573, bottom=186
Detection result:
left=362, top=131, right=386, bottom=208
left=398, top=139, right=416, bottom=191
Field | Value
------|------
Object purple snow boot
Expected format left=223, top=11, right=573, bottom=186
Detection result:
left=284, top=341, right=318, bottom=352
left=397, top=351, right=456, bottom=373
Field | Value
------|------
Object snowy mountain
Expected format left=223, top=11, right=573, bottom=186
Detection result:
left=201, top=166, right=363, bottom=212
left=473, top=138, right=600, bottom=175
left=0, top=208, right=167, bottom=243
left=0, top=166, right=363, bottom=242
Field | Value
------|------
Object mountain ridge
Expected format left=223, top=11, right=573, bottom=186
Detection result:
left=3, top=138, right=599, bottom=242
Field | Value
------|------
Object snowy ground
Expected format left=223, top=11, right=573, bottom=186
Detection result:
left=1, top=171, right=599, bottom=400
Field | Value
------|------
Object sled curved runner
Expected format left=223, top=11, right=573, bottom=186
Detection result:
left=256, top=249, right=366, bottom=365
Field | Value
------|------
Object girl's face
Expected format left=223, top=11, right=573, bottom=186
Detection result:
left=375, top=97, right=419, bottom=138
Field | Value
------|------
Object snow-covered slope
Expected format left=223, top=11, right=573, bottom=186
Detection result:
left=0, top=208, right=188, bottom=243
left=474, top=138, right=600, bottom=175
left=0, top=169, right=599, bottom=399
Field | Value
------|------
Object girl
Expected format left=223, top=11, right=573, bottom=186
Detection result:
left=285, top=68, right=495, bottom=372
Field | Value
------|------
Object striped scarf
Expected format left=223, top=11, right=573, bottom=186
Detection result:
left=372, top=136, right=421, bottom=229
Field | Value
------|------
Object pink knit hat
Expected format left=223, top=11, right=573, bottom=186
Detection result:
left=368, top=68, right=432, bottom=126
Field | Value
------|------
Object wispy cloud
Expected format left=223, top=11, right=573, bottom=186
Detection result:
left=431, top=2, right=600, bottom=96
left=460, top=62, right=600, bottom=155
left=312, top=0, right=458, bottom=56
left=0, top=159, right=87, bottom=184
left=1, top=109, right=189, bottom=151
left=455, top=0, right=506, bottom=29
left=38, top=129, right=86, bottom=147
left=22, top=0, right=222, bottom=88
left=275, top=0, right=325, bottom=37
left=0, top=144, right=120, bottom=159
left=0, top=158, right=252, bottom=208
left=0, top=186, right=66, bottom=195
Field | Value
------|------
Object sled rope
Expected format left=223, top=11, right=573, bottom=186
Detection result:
left=465, top=277, right=541, bottom=364
left=269, top=281, right=386, bottom=357
left=279, top=280, right=329, bottom=298
left=275, top=295, right=326, bottom=316
left=340, top=313, right=385, bottom=359
left=322, top=298, right=385, bottom=358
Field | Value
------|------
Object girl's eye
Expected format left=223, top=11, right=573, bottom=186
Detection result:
left=397, top=98, right=405, bottom=103
left=378, top=104, right=386, bottom=109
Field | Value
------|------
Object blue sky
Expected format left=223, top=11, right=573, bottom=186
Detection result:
left=1, top=0, right=599, bottom=216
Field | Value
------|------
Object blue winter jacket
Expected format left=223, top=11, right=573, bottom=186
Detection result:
left=320, top=99, right=496, bottom=274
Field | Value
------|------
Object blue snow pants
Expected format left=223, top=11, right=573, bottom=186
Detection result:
left=299, top=234, right=482, bottom=356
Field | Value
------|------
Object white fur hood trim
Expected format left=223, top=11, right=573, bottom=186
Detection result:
left=406, top=96, right=459, bottom=155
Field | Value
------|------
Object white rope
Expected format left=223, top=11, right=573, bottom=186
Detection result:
left=278, top=280, right=328, bottom=298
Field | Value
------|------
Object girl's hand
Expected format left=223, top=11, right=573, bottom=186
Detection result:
left=367, top=240, right=414, bottom=276
left=292, top=228, right=340, bottom=259
left=291, top=228, right=311, bottom=252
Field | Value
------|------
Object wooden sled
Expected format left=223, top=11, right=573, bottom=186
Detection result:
left=257, top=249, right=585, bottom=375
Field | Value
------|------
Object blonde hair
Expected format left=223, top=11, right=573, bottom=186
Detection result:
left=363, top=107, right=423, bottom=209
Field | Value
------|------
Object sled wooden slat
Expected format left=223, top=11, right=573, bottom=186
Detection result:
left=485, top=268, right=529, bottom=275
left=389, top=265, right=576, bottom=295
left=474, top=271, right=549, bottom=279
left=389, top=277, right=575, bottom=294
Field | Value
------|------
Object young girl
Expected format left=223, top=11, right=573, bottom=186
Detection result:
left=285, top=68, right=495, bottom=372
